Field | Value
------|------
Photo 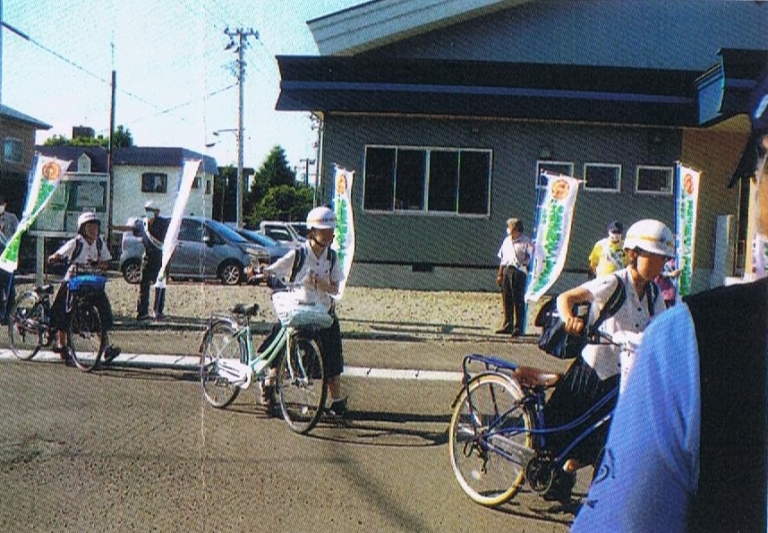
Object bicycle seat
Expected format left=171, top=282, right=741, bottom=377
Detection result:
left=513, top=366, right=561, bottom=389
left=231, top=303, right=260, bottom=316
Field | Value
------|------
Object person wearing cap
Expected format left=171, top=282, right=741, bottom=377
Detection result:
left=588, top=220, right=628, bottom=278
left=495, top=217, right=533, bottom=335
left=130, top=201, right=171, bottom=321
left=0, top=196, right=19, bottom=324
left=261, top=206, right=348, bottom=419
left=538, top=218, right=672, bottom=509
left=47, top=212, right=120, bottom=363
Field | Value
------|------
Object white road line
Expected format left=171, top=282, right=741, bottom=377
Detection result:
left=0, top=349, right=463, bottom=381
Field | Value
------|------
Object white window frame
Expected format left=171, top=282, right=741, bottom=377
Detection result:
left=636, top=165, right=673, bottom=195
left=583, top=163, right=621, bottom=192
left=536, top=161, right=575, bottom=189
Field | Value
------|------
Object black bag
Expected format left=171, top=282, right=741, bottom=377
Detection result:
left=535, top=274, right=626, bottom=359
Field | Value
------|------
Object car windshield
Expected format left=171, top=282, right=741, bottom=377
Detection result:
left=239, top=230, right=279, bottom=247
left=207, top=220, right=249, bottom=243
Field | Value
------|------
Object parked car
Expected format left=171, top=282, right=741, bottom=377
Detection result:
left=234, top=229, right=293, bottom=263
left=119, top=216, right=270, bottom=285
left=258, top=221, right=306, bottom=248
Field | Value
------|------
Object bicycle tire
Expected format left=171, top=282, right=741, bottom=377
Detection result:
left=277, top=334, right=326, bottom=434
left=68, top=299, right=106, bottom=372
left=200, top=319, right=243, bottom=408
left=448, top=372, right=533, bottom=507
left=7, top=292, right=45, bottom=360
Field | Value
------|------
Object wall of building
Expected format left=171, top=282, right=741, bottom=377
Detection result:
left=323, top=113, right=682, bottom=291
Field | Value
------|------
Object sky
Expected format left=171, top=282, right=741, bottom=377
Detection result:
left=0, top=0, right=360, bottom=178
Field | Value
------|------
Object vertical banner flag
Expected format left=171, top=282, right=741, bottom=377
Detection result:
left=331, top=165, right=355, bottom=299
left=0, top=155, right=72, bottom=273
left=156, top=159, right=201, bottom=288
left=525, top=173, right=581, bottom=302
left=674, top=163, right=700, bottom=296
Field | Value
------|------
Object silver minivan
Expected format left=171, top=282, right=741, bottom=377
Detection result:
left=119, top=216, right=270, bottom=285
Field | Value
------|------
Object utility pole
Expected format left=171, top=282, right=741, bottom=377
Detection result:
left=224, top=27, right=258, bottom=228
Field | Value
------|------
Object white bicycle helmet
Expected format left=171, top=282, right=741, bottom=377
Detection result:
left=306, top=206, right=336, bottom=230
left=624, top=219, right=675, bottom=257
left=78, top=211, right=100, bottom=231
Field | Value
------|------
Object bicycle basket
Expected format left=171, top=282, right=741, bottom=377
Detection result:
left=271, top=291, right=333, bottom=329
left=68, top=274, right=107, bottom=293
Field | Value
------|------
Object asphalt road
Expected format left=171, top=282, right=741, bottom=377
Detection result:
left=0, top=335, right=579, bottom=533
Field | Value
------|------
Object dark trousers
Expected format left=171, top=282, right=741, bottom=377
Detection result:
left=50, top=282, right=115, bottom=331
left=542, top=357, right=618, bottom=466
left=261, top=316, right=344, bottom=379
left=137, top=254, right=165, bottom=317
left=500, top=265, right=527, bottom=331
left=0, top=269, right=15, bottom=322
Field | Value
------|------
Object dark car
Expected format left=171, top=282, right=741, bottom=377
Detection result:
left=119, top=216, right=270, bottom=285
left=234, top=229, right=293, bottom=263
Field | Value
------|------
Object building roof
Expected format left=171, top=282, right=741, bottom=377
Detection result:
left=36, top=145, right=219, bottom=175
left=1, top=104, right=51, bottom=129
left=308, top=0, right=530, bottom=56
left=276, top=55, right=700, bottom=126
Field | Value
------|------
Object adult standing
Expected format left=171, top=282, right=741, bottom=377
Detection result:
left=0, top=196, right=20, bottom=323
left=495, top=217, right=533, bottom=336
left=132, top=201, right=170, bottom=321
left=588, top=220, right=627, bottom=278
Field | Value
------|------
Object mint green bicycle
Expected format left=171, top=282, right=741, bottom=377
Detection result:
left=199, top=290, right=332, bottom=434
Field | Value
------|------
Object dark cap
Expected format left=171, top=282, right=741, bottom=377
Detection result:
left=607, top=220, right=623, bottom=233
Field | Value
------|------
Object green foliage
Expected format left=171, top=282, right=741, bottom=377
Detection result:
left=42, top=125, right=135, bottom=148
left=245, top=184, right=313, bottom=228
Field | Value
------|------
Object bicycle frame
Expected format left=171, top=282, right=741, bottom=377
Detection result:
left=459, top=353, right=617, bottom=471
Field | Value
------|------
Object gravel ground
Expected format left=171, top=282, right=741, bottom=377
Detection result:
left=13, top=274, right=530, bottom=340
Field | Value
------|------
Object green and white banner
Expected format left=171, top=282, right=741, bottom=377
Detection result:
left=331, top=165, right=355, bottom=299
left=0, top=155, right=72, bottom=273
left=674, top=163, right=700, bottom=296
left=525, top=173, right=581, bottom=302
left=156, top=159, right=201, bottom=288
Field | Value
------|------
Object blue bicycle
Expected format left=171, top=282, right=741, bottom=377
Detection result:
left=448, top=334, right=632, bottom=507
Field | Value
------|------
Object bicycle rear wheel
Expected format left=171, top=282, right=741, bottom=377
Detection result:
left=8, top=292, right=44, bottom=360
left=200, top=319, right=243, bottom=408
left=277, top=334, right=326, bottom=434
left=449, top=372, right=533, bottom=507
left=68, top=299, right=105, bottom=372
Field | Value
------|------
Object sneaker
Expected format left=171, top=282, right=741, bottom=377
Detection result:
left=326, top=398, right=349, bottom=418
left=542, top=470, right=576, bottom=504
left=53, top=345, right=73, bottom=365
left=103, top=345, right=121, bottom=363
left=136, top=314, right=151, bottom=322
left=153, top=313, right=166, bottom=321
left=260, top=384, right=276, bottom=413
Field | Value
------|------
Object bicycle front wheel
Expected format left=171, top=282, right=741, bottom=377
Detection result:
left=8, top=292, right=44, bottom=360
left=69, top=300, right=105, bottom=372
left=449, top=372, right=533, bottom=507
left=200, top=319, right=244, bottom=408
left=277, top=334, right=326, bottom=434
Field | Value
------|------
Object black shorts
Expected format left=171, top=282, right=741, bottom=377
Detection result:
left=50, top=282, right=115, bottom=331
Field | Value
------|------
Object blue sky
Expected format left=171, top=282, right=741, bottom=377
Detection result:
left=1, top=0, right=359, bottom=175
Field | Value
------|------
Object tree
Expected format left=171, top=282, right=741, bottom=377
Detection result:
left=246, top=184, right=313, bottom=227
left=247, top=145, right=296, bottom=207
left=42, top=125, right=135, bottom=148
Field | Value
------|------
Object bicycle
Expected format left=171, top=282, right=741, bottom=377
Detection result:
left=448, top=332, right=638, bottom=508
left=199, top=288, right=332, bottom=434
left=8, top=264, right=109, bottom=372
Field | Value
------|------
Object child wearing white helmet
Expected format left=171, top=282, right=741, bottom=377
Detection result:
left=262, top=206, right=348, bottom=418
left=539, top=218, right=674, bottom=507
left=47, top=211, right=120, bottom=363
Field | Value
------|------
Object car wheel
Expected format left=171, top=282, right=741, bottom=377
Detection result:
left=121, top=259, right=142, bottom=284
left=219, top=261, right=243, bottom=285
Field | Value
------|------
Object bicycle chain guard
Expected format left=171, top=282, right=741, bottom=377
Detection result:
left=216, top=359, right=253, bottom=389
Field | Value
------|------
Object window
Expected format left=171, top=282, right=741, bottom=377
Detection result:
left=141, top=172, right=168, bottom=193
left=178, top=218, right=203, bottom=242
left=364, top=146, right=491, bottom=215
left=636, top=165, right=673, bottom=194
left=205, top=179, right=212, bottom=195
left=584, top=163, right=621, bottom=192
left=192, top=177, right=201, bottom=189
left=536, top=161, right=575, bottom=188
left=3, top=138, right=23, bottom=163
